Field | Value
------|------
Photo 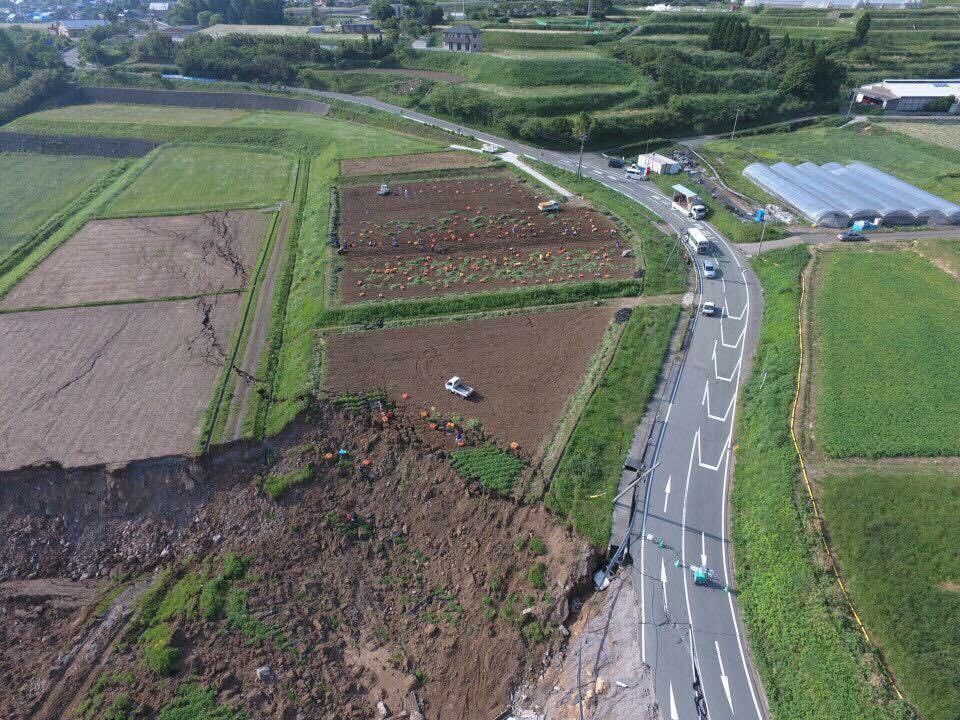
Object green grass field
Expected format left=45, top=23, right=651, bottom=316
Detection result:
left=30, top=103, right=252, bottom=126
left=107, top=145, right=294, bottom=215
left=229, top=112, right=444, bottom=157
left=547, top=304, right=679, bottom=546
left=814, top=250, right=960, bottom=457
left=0, top=152, right=117, bottom=253
left=820, top=469, right=960, bottom=720
left=734, top=245, right=910, bottom=720
left=710, top=122, right=960, bottom=205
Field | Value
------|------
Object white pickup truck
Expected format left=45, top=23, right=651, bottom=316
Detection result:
left=445, top=376, right=475, bottom=398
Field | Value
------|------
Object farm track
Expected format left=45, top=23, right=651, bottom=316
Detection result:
left=31, top=580, right=152, bottom=720
left=225, top=204, right=293, bottom=441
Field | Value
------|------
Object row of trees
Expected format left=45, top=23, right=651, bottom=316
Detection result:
left=707, top=16, right=770, bottom=56
left=167, top=0, right=284, bottom=26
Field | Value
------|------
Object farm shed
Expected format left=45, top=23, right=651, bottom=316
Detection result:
left=743, top=161, right=960, bottom=227
left=637, top=152, right=680, bottom=175
left=856, top=79, right=960, bottom=114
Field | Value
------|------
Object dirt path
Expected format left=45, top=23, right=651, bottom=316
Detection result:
left=226, top=203, right=293, bottom=440
left=32, top=579, right=152, bottom=720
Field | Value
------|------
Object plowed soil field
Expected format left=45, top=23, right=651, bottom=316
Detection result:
left=0, top=294, right=241, bottom=470
left=337, top=174, right=633, bottom=302
left=340, top=150, right=495, bottom=177
left=324, top=306, right=615, bottom=452
left=1, top=211, right=270, bottom=309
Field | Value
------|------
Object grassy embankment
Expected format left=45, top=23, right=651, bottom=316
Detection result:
left=733, top=245, right=911, bottom=720
left=547, top=304, right=679, bottom=546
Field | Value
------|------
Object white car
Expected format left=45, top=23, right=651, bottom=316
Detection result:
left=481, top=142, right=503, bottom=154
left=702, top=259, right=717, bottom=279
left=702, top=301, right=717, bottom=316
left=445, top=376, right=474, bottom=398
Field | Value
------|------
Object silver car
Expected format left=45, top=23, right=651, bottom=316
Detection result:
left=703, top=259, right=717, bottom=279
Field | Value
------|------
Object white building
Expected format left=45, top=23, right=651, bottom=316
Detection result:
left=742, top=0, right=920, bottom=7
left=856, top=79, right=960, bottom=113
left=638, top=152, right=681, bottom=175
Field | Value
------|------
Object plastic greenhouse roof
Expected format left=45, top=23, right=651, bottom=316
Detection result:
left=742, top=161, right=960, bottom=226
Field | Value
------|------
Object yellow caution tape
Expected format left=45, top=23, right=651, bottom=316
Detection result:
left=790, top=272, right=907, bottom=703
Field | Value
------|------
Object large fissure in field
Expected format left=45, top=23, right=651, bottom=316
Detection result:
left=0, top=403, right=597, bottom=720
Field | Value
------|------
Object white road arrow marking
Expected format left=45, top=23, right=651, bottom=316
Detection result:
left=670, top=682, right=680, bottom=720
left=663, top=475, right=672, bottom=512
left=701, top=531, right=708, bottom=567
left=661, top=557, right=669, bottom=611
left=716, top=640, right=734, bottom=710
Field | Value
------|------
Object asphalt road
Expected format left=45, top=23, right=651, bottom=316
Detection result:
left=297, top=87, right=768, bottom=719
left=739, top=225, right=960, bottom=254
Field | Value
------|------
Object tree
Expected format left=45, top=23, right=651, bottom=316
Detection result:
left=779, top=50, right=845, bottom=104
left=572, top=111, right=592, bottom=141
left=370, top=0, right=396, bottom=22
left=197, top=10, right=212, bottom=26
left=77, top=35, right=105, bottom=66
left=854, top=11, right=871, bottom=45
left=135, top=31, right=176, bottom=61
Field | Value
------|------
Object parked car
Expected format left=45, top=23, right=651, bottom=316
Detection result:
left=702, top=259, right=717, bottom=279
left=702, top=301, right=718, bottom=316
left=444, top=376, right=474, bottom=398
left=607, top=157, right=625, bottom=169
left=481, top=142, right=503, bottom=154
left=837, top=230, right=867, bottom=242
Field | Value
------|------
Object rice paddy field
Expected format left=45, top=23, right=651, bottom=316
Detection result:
left=0, top=152, right=117, bottom=253
left=812, top=250, right=960, bottom=458
left=106, top=145, right=295, bottom=215
left=879, top=121, right=960, bottom=154
left=820, top=468, right=960, bottom=720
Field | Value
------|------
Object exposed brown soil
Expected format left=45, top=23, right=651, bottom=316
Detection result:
left=0, top=404, right=595, bottom=720
left=0, top=294, right=241, bottom=470
left=1, top=211, right=270, bottom=309
left=340, top=150, right=496, bottom=177
left=324, top=306, right=615, bottom=453
left=337, top=174, right=632, bottom=302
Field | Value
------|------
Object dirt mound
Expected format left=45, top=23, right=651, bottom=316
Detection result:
left=0, top=403, right=596, bottom=720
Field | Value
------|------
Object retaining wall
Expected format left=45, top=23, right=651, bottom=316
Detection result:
left=68, top=86, right=331, bottom=115
left=0, top=131, right=159, bottom=157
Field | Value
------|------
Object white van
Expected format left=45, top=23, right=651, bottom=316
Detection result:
left=625, top=165, right=649, bottom=180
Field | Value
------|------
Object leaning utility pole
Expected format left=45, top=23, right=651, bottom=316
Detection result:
left=577, top=131, right=588, bottom=179
left=730, top=107, right=742, bottom=140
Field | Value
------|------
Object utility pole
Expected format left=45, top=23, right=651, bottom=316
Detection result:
left=845, top=87, right=858, bottom=119
left=577, top=131, right=587, bottom=179
left=730, top=107, right=742, bottom=140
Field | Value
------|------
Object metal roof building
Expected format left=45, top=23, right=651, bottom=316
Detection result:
left=743, top=161, right=960, bottom=227
left=743, top=0, right=921, bottom=7
left=856, top=79, right=960, bottom=113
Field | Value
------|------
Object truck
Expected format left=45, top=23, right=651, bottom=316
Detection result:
left=685, top=227, right=711, bottom=255
left=537, top=199, right=561, bottom=213
left=444, top=376, right=474, bottom=399
left=672, top=184, right=708, bottom=220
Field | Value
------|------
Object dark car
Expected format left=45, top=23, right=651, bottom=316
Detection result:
left=607, top=157, right=625, bottom=168
left=837, top=230, right=867, bottom=242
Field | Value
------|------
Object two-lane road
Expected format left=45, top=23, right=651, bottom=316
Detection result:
left=296, top=87, right=769, bottom=719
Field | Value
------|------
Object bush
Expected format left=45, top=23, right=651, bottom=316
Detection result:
left=142, top=623, right=180, bottom=676
left=157, top=683, right=246, bottom=720
left=263, top=466, right=313, bottom=499
left=528, top=561, right=547, bottom=589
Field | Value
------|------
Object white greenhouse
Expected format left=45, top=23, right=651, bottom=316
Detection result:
left=742, top=0, right=921, bottom=7
left=742, top=161, right=960, bottom=227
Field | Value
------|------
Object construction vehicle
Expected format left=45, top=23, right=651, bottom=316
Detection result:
left=538, top=199, right=561, bottom=213
left=445, top=376, right=474, bottom=398
left=377, top=183, right=391, bottom=196
left=672, top=184, right=708, bottom=220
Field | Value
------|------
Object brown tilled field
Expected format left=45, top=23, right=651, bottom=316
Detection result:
left=1, top=211, right=270, bottom=309
left=0, top=294, right=241, bottom=470
left=339, top=150, right=495, bottom=177
left=336, top=174, right=634, bottom=302
left=324, top=306, right=615, bottom=452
